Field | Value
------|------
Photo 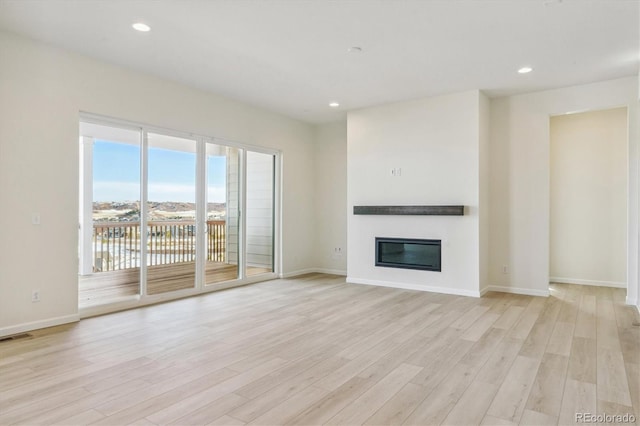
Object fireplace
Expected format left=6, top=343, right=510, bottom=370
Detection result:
left=375, top=237, right=441, bottom=272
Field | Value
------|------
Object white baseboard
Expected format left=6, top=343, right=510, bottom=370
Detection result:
left=0, top=314, right=79, bottom=338
left=346, top=276, right=482, bottom=298
left=549, top=277, right=626, bottom=288
left=313, top=268, right=347, bottom=276
left=625, top=295, right=640, bottom=313
left=280, top=268, right=318, bottom=278
left=483, top=285, right=550, bottom=297
left=281, top=268, right=347, bottom=278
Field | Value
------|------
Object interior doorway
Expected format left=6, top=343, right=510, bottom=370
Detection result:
left=549, top=107, right=628, bottom=289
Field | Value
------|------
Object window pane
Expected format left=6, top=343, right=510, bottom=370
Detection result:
left=205, top=144, right=240, bottom=285
left=146, top=133, right=197, bottom=295
left=245, top=151, right=274, bottom=276
left=79, top=122, right=141, bottom=308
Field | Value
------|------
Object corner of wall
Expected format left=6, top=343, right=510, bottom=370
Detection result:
left=312, top=121, right=348, bottom=275
left=479, top=91, right=491, bottom=293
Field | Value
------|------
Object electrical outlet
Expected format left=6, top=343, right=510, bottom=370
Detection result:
left=31, top=213, right=41, bottom=225
left=32, top=290, right=40, bottom=303
left=502, top=265, right=509, bottom=274
left=390, top=168, right=402, bottom=177
left=332, top=247, right=343, bottom=259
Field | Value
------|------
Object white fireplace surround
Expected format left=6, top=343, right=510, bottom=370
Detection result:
left=347, top=90, right=488, bottom=297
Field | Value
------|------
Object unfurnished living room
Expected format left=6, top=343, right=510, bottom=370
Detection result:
left=0, top=1, right=638, bottom=425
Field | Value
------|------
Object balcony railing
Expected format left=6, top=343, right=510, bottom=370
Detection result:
left=92, top=220, right=226, bottom=272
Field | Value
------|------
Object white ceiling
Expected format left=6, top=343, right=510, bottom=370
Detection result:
left=0, top=0, right=637, bottom=123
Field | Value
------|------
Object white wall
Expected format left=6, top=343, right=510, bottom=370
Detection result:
left=550, top=108, right=627, bottom=287
left=479, top=92, right=491, bottom=293
left=347, top=91, right=483, bottom=296
left=490, top=77, right=639, bottom=304
left=313, top=122, right=348, bottom=275
left=0, top=31, right=316, bottom=335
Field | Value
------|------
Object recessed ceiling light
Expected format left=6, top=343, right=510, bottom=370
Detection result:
left=518, top=66, right=533, bottom=74
left=132, top=22, right=151, bottom=32
left=348, top=47, right=363, bottom=53
left=329, top=102, right=340, bottom=108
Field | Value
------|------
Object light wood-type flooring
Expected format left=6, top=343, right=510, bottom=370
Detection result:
left=2, top=274, right=639, bottom=425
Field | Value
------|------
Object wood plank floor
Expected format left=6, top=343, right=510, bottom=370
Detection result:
left=2, top=274, right=638, bottom=425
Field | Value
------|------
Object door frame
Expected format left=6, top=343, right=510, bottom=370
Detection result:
left=78, top=112, right=281, bottom=317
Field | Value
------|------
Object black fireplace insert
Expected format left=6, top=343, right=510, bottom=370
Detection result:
left=375, top=237, right=441, bottom=272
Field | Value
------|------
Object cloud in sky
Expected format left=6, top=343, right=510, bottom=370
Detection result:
left=94, top=181, right=226, bottom=203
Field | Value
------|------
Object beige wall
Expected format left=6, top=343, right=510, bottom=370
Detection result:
left=550, top=108, right=627, bottom=287
left=0, top=31, right=316, bottom=335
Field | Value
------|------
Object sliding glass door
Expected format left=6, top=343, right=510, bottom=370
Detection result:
left=78, top=123, right=142, bottom=307
left=205, top=143, right=240, bottom=285
left=145, top=133, right=198, bottom=295
left=79, top=117, right=279, bottom=310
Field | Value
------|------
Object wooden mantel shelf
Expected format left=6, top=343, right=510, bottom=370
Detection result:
left=353, top=205, right=464, bottom=216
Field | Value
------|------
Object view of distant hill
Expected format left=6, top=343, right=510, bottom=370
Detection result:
left=93, top=201, right=226, bottom=222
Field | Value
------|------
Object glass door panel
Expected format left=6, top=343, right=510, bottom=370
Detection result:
left=78, top=122, right=141, bottom=308
left=245, top=151, right=275, bottom=276
left=205, top=144, right=240, bottom=285
left=146, top=133, right=197, bottom=295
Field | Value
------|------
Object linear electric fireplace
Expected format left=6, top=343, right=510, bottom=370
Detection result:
left=375, top=237, right=441, bottom=272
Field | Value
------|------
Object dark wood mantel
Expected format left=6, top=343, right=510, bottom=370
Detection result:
left=353, top=205, right=464, bottom=216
